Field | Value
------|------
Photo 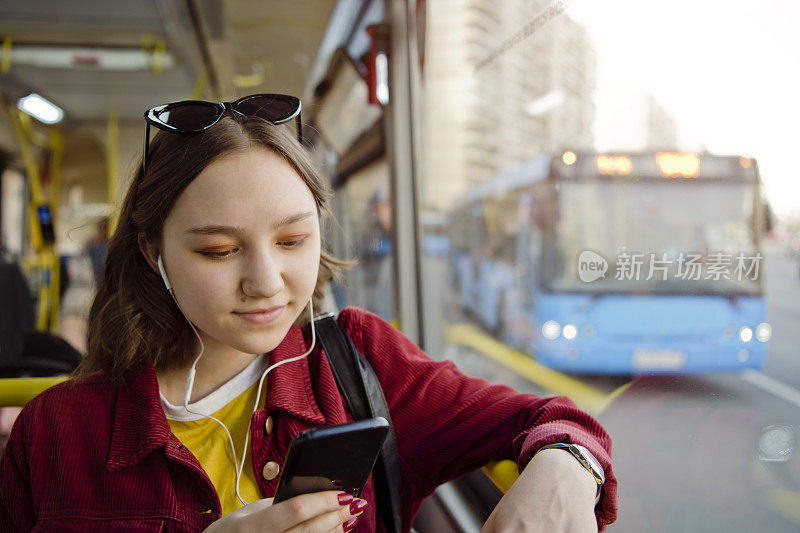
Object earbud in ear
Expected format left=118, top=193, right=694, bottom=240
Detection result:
left=157, top=255, right=172, bottom=291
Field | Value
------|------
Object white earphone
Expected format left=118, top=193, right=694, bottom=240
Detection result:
left=156, top=253, right=317, bottom=507
left=157, top=254, right=172, bottom=291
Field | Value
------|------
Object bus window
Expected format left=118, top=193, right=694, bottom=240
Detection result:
left=419, top=1, right=800, bottom=531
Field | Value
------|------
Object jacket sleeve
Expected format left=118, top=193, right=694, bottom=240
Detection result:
left=339, top=307, right=617, bottom=530
left=0, top=402, right=38, bottom=532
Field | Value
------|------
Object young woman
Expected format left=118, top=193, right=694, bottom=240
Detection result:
left=0, top=95, right=617, bottom=532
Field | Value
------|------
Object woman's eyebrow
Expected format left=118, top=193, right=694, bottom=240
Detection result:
left=183, top=225, right=245, bottom=237
left=272, top=211, right=315, bottom=229
left=183, top=212, right=315, bottom=236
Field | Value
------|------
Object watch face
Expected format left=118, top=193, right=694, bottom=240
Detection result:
left=758, top=425, right=794, bottom=460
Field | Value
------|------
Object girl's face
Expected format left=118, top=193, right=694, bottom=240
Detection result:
left=158, top=147, right=321, bottom=360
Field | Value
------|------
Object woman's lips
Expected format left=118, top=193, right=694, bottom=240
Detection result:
left=234, top=306, right=285, bottom=324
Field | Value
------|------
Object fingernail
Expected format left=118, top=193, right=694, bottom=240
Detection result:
left=343, top=517, right=359, bottom=532
left=349, top=498, right=368, bottom=515
left=338, top=493, right=354, bottom=505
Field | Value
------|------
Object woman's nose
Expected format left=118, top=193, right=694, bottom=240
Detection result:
left=240, top=250, right=285, bottom=299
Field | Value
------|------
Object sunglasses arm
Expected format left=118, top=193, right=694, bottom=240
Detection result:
left=142, top=121, right=151, bottom=175
left=296, top=112, right=303, bottom=145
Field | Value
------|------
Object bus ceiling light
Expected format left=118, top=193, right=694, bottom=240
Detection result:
left=17, top=93, right=64, bottom=124
left=755, top=323, right=772, bottom=342
left=562, top=324, right=578, bottom=340
left=739, top=326, right=753, bottom=343
left=542, top=321, right=561, bottom=340
left=562, top=151, right=577, bottom=165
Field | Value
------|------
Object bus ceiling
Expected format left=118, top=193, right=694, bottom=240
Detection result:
left=0, top=0, right=338, bottom=128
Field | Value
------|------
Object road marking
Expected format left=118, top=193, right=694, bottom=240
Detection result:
left=445, top=324, right=624, bottom=415
left=741, top=369, right=800, bottom=409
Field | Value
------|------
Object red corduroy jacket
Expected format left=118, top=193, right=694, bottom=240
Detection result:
left=0, top=307, right=617, bottom=532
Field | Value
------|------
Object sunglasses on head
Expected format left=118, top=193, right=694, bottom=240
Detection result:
left=141, top=93, right=302, bottom=175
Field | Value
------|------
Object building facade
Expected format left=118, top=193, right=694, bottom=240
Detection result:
left=422, top=0, right=597, bottom=211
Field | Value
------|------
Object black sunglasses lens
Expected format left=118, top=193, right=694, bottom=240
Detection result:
left=235, top=95, right=299, bottom=123
left=157, top=102, right=221, bottom=131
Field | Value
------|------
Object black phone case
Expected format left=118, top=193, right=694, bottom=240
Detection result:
left=272, top=417, right=390, bottom=503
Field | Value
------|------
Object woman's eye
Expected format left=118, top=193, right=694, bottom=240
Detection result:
left=278, top=237, right=307, bottom=248
left=199, top=248, right=238, bottom=259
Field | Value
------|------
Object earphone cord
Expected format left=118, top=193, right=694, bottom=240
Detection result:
left=169, top=289, right=316, bottom=508
left=234, top=299, right=316, bottom=504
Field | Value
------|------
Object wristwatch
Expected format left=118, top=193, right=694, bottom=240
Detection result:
left=757, top=424, right=798, bottom=489
left=536, top=443, right=605, bottom=504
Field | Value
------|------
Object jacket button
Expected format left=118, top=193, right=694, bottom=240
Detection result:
left=265, top=416, right=274, bottom=435
left=262, top=461, right=280, bottom=480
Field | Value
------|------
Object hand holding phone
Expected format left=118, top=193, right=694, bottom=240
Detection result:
left=273, top=417, right=390, bottom=503
left=202, top=490, right=364, bottom=533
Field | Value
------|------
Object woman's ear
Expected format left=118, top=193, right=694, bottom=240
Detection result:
left=138, top=233, right=160, bottom=274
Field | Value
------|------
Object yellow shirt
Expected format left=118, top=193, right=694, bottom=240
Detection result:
left=163, top=357, right=267, bottom=516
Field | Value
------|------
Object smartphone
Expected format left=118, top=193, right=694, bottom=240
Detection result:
left=272, top=417, right=390, bottom=503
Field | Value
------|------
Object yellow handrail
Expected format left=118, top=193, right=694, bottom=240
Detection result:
left=1, top=37, right=12, bottom=74
left=0, top=377, right=69, bottom=407
left=483, top=460, right=518, bottom=493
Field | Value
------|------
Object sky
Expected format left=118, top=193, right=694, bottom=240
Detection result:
left=567, top=0, right=800, bottom=219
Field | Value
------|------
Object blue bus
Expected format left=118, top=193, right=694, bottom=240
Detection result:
left=450, top=151, right=769, bottom=374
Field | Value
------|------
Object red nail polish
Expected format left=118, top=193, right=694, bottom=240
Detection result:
left=338, top=493, right=354, bottom=505
left=349, top=498, right=368, bottom=514
left=343, top=517, right=359, bottom=532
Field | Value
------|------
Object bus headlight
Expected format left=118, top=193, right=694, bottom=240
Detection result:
left=542, top=321, right=561, bottom=340
left=739, top=326, right=753, bottom=343
left=755, top=323, right=772, bottom=342
left=562, top=324, right=578, bottom=340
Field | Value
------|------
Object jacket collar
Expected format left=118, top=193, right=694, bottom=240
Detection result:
left=106, top=362, right=172, bottom=471
left=106, top=324, right=326, bottom=471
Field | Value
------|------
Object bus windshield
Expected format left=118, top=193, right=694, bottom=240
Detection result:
left=543, top=179, right=761, bottom=295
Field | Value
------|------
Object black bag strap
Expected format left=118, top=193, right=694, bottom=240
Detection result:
left=314, top=314, right=404, bottom=533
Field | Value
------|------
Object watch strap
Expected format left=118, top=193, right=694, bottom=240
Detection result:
left=535, top=443, right=604, bottom=504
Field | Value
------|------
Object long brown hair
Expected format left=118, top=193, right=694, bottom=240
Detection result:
left=74, top=115, right=347, bottom=382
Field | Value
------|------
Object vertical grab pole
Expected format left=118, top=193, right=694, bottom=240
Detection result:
left=48, top=127, right=63, bottom=332
left=107, top=110, right=119, bottom=236
left=384, top=0, right=425, bottom=346
left=7, top=106, right=44, bottom=249
left=6, top=102, right=64, bottom=332
left=7, top=106, right=46, bottom=329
